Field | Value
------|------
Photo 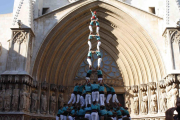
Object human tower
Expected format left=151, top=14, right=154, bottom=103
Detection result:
left=56, top=9, right=131, bottom=120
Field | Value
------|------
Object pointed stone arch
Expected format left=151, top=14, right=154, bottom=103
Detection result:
left=32, top=0, right=165, bottom=87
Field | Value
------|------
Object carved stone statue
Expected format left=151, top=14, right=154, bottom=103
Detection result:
left=141, top=92, right=148, bottom=114
left=159, top=89, right=167, bottom=112
left=19, top=84, right=27, bottom=111
left=12, top=84, right=20, bottom=111
left=133, top=93, right=139, bottom=115
left=170, top=83, right=178, bottom=107
left=31, top=90, right=38, bottom=113
left=150, top=90, right=157, bottom=113
left=50, top=93, right=56, bottom=115
left=4, top=85, right=13, bottom=111
left=26, top=92, right=31, bottom=112
left=41, top=91, right=47, bottom=114
left=125, top=94, right=131, bottom=113
left=58, top=94, right=64, bottom=108
left=0, top=84, right=5, bottom=111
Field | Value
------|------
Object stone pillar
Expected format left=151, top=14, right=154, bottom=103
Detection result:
left=140, top=84, right=148, bottom=115
left=132, top=85, right=139, bottom=115
left=163, top=28, right=180, bottom=71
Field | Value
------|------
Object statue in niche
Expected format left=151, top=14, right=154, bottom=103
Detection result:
left=141, top=92, right=148, bottom=114
left=150, top=90, right=157, bottom=113
left=41, top=91, right=47, bottom=114
left=133, top=93, right=139, bottom=115
left=159, top=89, right=167, bottom=112
left=26, top=92, right=31, bottom=112
left=125, top=94, right=131, bottom=113
left=170, top=83, right=178, bottom=107
left=166, top=85, right=172, bottom=108
left=0, top=85, right=5, bottom=111
left=4, top=85, right=12, bottom=111
left=19, top=84, right=27, bottom=111
left=50, top=93, right=56, bottom=115
left=12, top=84, right=20, bottom=111
left=58, top=94, right=64, bottom=108
left=31, top=90, right=38, bottom=113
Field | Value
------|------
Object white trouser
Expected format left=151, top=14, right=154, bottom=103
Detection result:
left=113, top=117, right=117, bottom=120
left=68, top=116, right=73, bottom=120
left=100, top=94, right=105, bottom=106
left=88, top=41, right=92, bottom=51
left=92, top=91, right=99, bottom=102
left=118, top=118, right=122, bottom=120
left=97, top=41, right=101, bottom=51
left=76, top=94, right=80, bottom=103
left=85, top=113, right=91, bottom=120
left=91, top=112, right=98, bottom=120
left=56, top=116, right=59, bottom=120
left=98, top=78, right=103, bottom=83
left=89, top=26, right=93, bottom=33
left=112, top=94, right=119, bottom=103
left=85, top=94, right=91, bottom=106
left=63, top=115, right=67, bottom=120
left=80, top=96, right=85, bottom=107
left=96, top=26, right=100, bottom=34
left=98, top=58, right=102, bottom=67
left=86, top=77, right=90, bottom=83
left=87, top=58, right=92, bottom=66
left=106, top=94, right=112, bottom=103
left=60, top=115, right=64, bottom=120
left=68, top=93, right=76, bottom=104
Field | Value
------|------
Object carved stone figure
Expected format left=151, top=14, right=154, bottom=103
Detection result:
left=50, top=93, right=56, bottom=115
left=26, top=92, right=31, bottom=112
left=133, top=93, right=139, bottom=115
left=4, top=85, right=13, bottom=111
left=125, top=94, right=131, bottom=113
left=19, top=84, right=27, bottom=111
left=41, top=91, right=47, bottom=114
left=0, top=84, right=5, bottom=111
left=150, top=90, right=157, bottom=113
left=159, top=89, right=167, bottom=112
left=170, top=83, right=178, bottom=107
left=141, top=92, right=148, bottom=114
left=58, top=94, right=64, bottom=108
left=12, top=84, right=20, bottom=111
left=31, top=90, right=38, bottom=113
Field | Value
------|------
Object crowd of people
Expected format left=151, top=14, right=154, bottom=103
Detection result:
left=56, top=81, right=131, bottom=120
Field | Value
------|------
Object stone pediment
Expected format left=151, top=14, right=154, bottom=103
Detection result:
left=34, top=0, right=162, bottom=20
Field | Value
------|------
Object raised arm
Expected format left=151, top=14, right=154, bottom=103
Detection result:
left=90, top=9, right=92, bottom=12
left=104, top=83, right=111, bottom=88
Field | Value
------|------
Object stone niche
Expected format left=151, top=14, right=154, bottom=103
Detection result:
left=0, top=75, right=66, bottom=120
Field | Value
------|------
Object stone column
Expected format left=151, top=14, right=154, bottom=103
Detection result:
left=140, top=84, right=148, bottom=115
left=132, top=85, right=139, bottom=115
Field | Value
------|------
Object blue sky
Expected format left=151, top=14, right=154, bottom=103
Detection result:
left=0, top=0, right=14, bottom=14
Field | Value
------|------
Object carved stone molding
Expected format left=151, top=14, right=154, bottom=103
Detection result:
left=12, top=31, right=27, bottom=44
left=50, top=84, right=57, bottom=91
left=140, top=84, right=147, bottom=92
left=132, top=85, right=138, bottom=93
left=159, top=80, right=166, bottom=88
left=32, top=80, right=39, bottom=88
left=171, top=30, right=180, bottom=43
left=41, top=81, right=48, bottom=90
left=149, top=82, right=156, bottom=90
